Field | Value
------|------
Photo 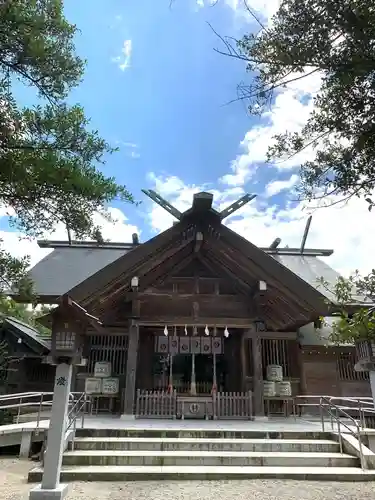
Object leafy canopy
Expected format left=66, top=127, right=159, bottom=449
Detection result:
left=318, top=271, right=375, bottom=343
left=234, top=0, right=375, bottom=207
left=0, top=296, right=51, bottom=335
left=0, top=0, right=134, bottom=296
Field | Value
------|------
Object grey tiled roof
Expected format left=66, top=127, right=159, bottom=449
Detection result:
left=4, top=317, right=51, bottom=351
left=271, top=253, right=370, bottom=304
left=28, top=245, right=131, bottom=298
left=25, top=241, right=361, bottom=305
left=270, top=254, right=339, bottom=302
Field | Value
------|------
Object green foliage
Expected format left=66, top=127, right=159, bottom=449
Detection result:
left=236, top=0, right=375, bottom=207
left=317, top=272, right=375, bottom=343
left=0, top=296, right=51, bottom=335
left=0, top=0, right=134, bottom=297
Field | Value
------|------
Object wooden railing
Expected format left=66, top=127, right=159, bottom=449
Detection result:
left=135, top=389, right=253, bottom=420
left=135, top=389, right=177, bottom=419
left=214, top=391, right=252, bottom=420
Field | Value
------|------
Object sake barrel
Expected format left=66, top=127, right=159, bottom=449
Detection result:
left=276, top=381, right=292, bottom=397
left=266, top=364, right=283, bottom=382
left=263, top=380, right=276, bottom=397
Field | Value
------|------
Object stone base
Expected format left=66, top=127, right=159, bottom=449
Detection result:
left=253, top=416, right=269, bottom=422
left=120, top=414, right=136, bottom=420
left=29, top=483, right=69, bottom=500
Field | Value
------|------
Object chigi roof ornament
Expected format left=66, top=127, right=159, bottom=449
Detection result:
left=141, top=189, right=257, bottom=222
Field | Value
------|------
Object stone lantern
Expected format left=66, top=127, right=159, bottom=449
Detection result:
left=30, top=295, right=101, bottom=500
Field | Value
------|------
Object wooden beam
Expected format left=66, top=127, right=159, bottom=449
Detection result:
left=136, top=292, right=252, bottom=302
left=300, top=216, right=312, bottom=254
left=219, top=193, right=257, bottom=220
left=142, top=189, right=182, bottom=220
left=137, top=318, right=260, bottom=328
left=217, top=224, right=331, bottom=310
left=212, top=239, right=315, bottom=313
left=138, top=246, right=195, bottom=291
left=243, top=330, right=297, bottom=339
left=97, top=237, right=195, bottom=306
left=199, top=251, right=252, bottom=296
left=76, top=220, right=192, bottom=305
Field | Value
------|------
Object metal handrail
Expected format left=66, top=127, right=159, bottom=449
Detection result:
left=320, top=396, right=366, bottom=470
left=327, top=396, right=375, bottom=429
left=0, top=391, right=86, bottom=430
left=66, top=392, right=90, bottom=450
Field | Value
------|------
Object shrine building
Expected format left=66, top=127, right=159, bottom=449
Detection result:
left=19, top=190, right=371, bottom=419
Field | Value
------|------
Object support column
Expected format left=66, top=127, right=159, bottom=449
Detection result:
left=297, top=342, right=307, bottom=394
left=370, top=371, right=375, bottom=408
left=29, top=362, right=73, bottom=500
left=123, top=323, right=140, bottom=417
left=240, top=331, right=247, bottom=392
left=252, top=335, right=264, bottom=416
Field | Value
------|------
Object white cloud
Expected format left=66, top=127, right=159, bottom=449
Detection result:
left=220, top=70, right=322, bottom=187
left=265, top=174, right=299, bottom=197
left=112, top=40, right=132, bottom=71
left=145, top=173, right=247, bottom=233
left=0, top=207, right=139, bottom=270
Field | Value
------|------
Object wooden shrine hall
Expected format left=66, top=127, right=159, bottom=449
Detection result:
left=20, top=190, right=371, bottom=419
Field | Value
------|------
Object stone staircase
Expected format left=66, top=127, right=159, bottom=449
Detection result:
left=28, top=428, right=375, bottom=481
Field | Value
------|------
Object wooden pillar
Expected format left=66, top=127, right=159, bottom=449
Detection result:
left=123, top=292, right=140, bottom=416
left=297, top=342, right=307, bottom=394
left=252, top=334, right=264, bottom=416
left=123, top=322, right=139, bottom=415
left=240, top=331, right=247, bottom=391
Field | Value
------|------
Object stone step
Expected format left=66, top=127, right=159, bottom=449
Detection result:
left=62, top=450, right=358, bottom=468
left=76, top=429, right=332, bottom=440
left=27, top=465, right=375, bottom=482
left=73, top=437, right=340, bottom=453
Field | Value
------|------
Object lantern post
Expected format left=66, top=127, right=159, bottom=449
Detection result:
left=29, top=296, right=93, bottom=500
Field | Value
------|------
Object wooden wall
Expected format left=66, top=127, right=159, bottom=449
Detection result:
left=301, top=346, right=370, bottom=397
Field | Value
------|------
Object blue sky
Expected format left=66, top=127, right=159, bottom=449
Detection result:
left=64, top=0, right=265, bottom=233
left=1, top=0, right=374, bottom=277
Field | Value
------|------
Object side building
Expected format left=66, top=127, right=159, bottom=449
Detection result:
left=15, top=191, right=370, bottom=418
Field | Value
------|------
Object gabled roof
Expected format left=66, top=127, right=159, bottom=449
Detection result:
left=20, top=191, right=370, bottom=330
left=26, top=240, right=135, bottom=301
left=23, top=241, right=342, bottom=303
left=2, top=316, right=51, bottom=354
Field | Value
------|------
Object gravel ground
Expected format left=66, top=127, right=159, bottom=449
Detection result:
left=1, top=457, right=375, bottom=500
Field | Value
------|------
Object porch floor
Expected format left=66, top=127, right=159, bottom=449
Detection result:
left=0, top=415, right=367, bottom=435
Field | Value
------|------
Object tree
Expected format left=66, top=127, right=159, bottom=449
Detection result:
left=0, top=1, right=134, bottom=297
left=223, top=0, right=375, bottom=208
left=318, top=271, right=375, bottom=344
left=0, top=296, right=51, bottom=335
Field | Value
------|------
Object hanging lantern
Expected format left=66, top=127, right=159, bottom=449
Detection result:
left=205, top=325, right=209, bottom=336
left=193, top=326, right=198, bottom=336
left=224, top=326, right=230, bottom=338
left=173, top=326, right=177, bottom=337
left=164, top=325, right=169, bottom=336
left=184, top=325, right=188, bottom=336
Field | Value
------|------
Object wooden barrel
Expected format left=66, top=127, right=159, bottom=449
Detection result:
left=263, top=380, right=276, bottom=397
left=266, top=365, right=283, bottom=382
left=276, top=381, right=292, bottom=396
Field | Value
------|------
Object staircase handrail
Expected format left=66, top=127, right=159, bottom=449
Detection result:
left=320, top=396, right=366, bottom=470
